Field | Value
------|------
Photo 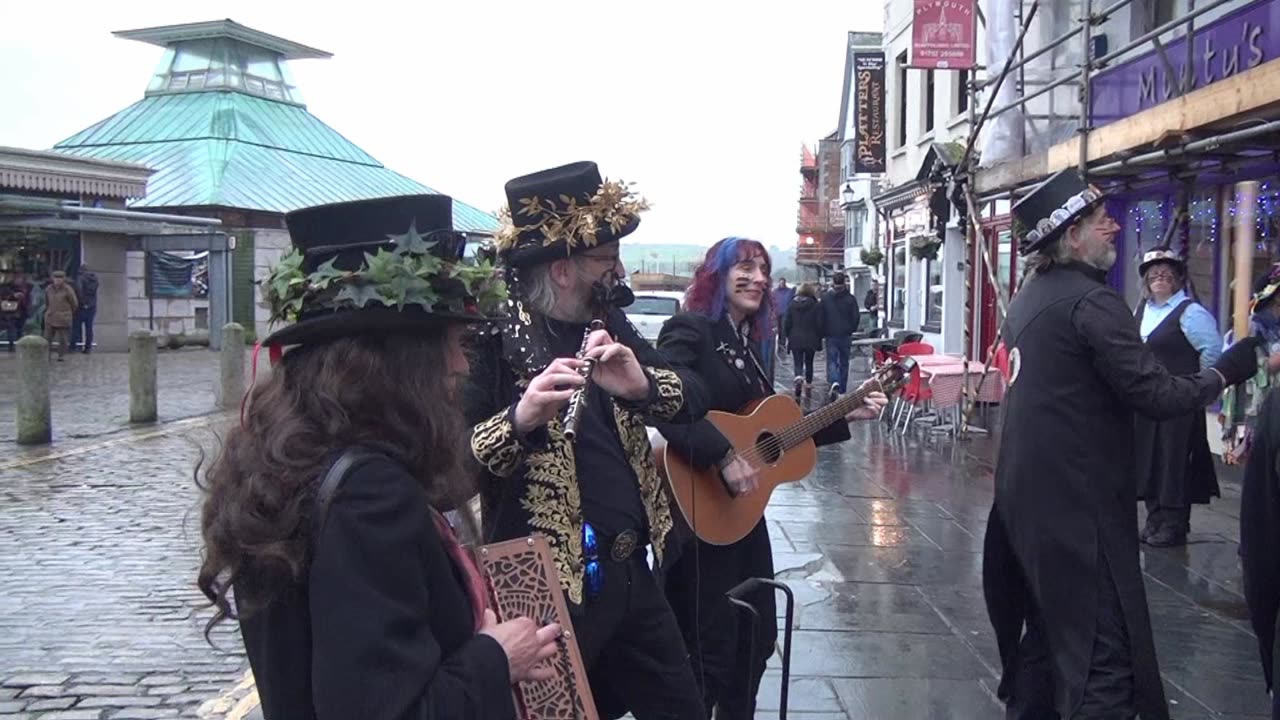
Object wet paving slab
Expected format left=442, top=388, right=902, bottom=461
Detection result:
left=0, top=355, right=1274, bottom=718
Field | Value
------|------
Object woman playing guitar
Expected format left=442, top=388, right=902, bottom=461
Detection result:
left=653, top=237, right=887, bottom=719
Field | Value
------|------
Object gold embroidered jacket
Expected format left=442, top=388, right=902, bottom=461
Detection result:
left=464, top=306, right=708, bottom=605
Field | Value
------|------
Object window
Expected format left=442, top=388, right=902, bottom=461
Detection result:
left=924, top=251, right=944, bottom=330
left=956, top=69, right=970, bottom=114
left=897, top=51, right=909, bottom=148
left=924, top=70, right=936, bottom=133
left=891, top=241, right=907, bottom=327
left=628, top=296, right=680, bottom=315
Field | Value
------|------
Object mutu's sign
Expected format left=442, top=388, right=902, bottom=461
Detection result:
left=1090, top=0, right=1278, bottom=128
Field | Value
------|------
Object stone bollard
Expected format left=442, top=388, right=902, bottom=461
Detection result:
left=129, top=330, right=158, bottom=424
left=16, top=335, right=51, bottom=445
left=219, top=323, right=246, bottom=410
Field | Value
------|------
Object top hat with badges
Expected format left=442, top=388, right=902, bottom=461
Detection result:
left=1012, top=169, right=1108, bottom=256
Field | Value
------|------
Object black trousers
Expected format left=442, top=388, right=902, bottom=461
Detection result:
left=665, top=518, right=776, bottom=720
left=791, top=349, right=815, bottom=384
left=573, top=553, right=706, bottom=720
left=1006, top=551, right=1135, bottom=720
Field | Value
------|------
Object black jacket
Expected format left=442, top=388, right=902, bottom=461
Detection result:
left=783, top=295, right=823, bottom=352
left=654, top=313, right=850, bottom=471
left=983, top=261, right=1224, bottom=720
left=817, top=286, right=860, bottom=338
left=239, top=454, right=515, bottom=720
left=1241, top=388, right=1280, bottom=719
left=464, top=305, right=708, bottom=606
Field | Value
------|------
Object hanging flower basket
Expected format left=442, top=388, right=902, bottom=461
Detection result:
left=860, top=245, right=884, bottom=267
left=910, top=236, right=943, bottom=261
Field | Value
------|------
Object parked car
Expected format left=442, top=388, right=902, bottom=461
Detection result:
left=626, top=290, right=684, bottom=343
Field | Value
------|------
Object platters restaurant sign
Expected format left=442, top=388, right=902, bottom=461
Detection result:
left=1090, top=0, right=1279, bottom=128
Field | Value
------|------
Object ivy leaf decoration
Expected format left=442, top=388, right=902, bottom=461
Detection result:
left=389, top=221, right=436, bottom=256
left=336, top=282, right=383, bottom=308
left=310, top=257, right=347, bottom=291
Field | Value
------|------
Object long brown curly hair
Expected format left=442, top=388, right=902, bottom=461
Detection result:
left=196, top=328, right=474, bottom=634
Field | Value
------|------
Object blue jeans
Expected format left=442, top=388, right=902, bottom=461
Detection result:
left=72, top=306, right=96, bottom=351
left=825, top=335, right=852, bottom=393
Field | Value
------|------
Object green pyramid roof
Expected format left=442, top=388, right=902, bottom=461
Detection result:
left=54, top=91, right=497, bottom=233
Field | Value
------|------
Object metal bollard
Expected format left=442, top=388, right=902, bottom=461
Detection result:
left=218, top=323, right=246, bottom=410
left=129, top=330, right=157, bottom=424
left=15, top=335, right=51, bottom=444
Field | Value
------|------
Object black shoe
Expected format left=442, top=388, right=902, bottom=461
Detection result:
left=827, top=383, right=841, bottom=403
left=82, top=349, right=90, bottom=354
left=794, top=376, right=804, bottom=399
left=1146, top=526, right=1187, bottom=548
left=1140, top=518, right=1157, bottom=544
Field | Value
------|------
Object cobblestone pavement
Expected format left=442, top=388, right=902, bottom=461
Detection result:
left=0, top=348, right=253, bottom=445
left=0, top=419, right=249, bottom=719
left=1, top=349, right=1272, bottom=719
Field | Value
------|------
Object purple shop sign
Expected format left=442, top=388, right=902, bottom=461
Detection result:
left=1090, top=0, right=1278, bottom=128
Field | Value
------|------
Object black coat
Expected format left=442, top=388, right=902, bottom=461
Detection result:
left=1133, top=299, right=1219, bottom=507
left=783, top=295, right=823, bottom=352
left=983, top=261, right=1223, bottom=719
left=817, top=286, right=860, bottom=338
left=654, top=312, right=850, bottom=472
left=238, top=454, right=515, bottom=720
left=1241, top=388, right=1280, bottom=719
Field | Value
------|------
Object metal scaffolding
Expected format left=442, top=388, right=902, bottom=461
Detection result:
left=949, top=0, right=1271, bottom=435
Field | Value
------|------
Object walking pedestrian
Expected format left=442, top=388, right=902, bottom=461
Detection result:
left=0, top=283, right=23, bottom=351
left=654, top=236, right=886, bottom=719
left=817, top=271, right=860, bottom=399
left=195, top=195, right=546, bottom=720
left=773, top=278, right=794, bottom=354
left=983, top=169, right=1262, bottom=720
left=783, top=282, right=823, bottom=399
left=73, top=265, right=98, bottom=353
left=43, top=271, right=77, bottom=361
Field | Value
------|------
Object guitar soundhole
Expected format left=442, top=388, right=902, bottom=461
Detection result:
left=755, top=432, right=783, bottom=464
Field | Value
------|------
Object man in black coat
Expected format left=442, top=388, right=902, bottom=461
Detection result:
left=983, top=169, right=1262, bottom=720
left=817, top=272, right=861, bottom=398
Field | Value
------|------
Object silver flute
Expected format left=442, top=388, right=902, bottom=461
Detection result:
left=562, top=319, right=606, bottom=441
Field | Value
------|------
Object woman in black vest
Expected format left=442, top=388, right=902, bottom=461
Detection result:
left=1133, top=247, right=1223, bottom=547
left=196, top=196, right=559, bottom=719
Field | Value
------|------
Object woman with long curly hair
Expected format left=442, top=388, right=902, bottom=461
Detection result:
left=653, top=237, right=886, bottom=718
left=197, top=195, right=560, bottom=719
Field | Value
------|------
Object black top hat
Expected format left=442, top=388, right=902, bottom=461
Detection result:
left=1137, top=246, right=1186, bottom=277
left=1012, top=169, right=1107, bottom=256
left=260, top=194, right=507, bottom=349
left=495, top=161, right=648, bottom=268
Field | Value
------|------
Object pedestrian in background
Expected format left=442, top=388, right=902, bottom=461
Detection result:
left=783, top=282, right=823, bottom=400
left=817, top=271, right=860, bottom=399
left=73, top=265, right=98, bottom=353
left=772, top=278, right=794, bottom=355
left=43, top=270, right=77, bottom=361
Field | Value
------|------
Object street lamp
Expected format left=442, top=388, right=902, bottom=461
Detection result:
left=841, top=183, right=856, bottom=207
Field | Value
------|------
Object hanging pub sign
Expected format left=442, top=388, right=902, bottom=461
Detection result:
left=911, top=0, right=977, bottom=70
left=853, top=51, right=887, bottom=175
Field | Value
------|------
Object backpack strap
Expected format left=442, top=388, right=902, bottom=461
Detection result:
left=312, top=448, right=383, bottom=548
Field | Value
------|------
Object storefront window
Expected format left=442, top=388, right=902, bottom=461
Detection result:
left=924, top=252, right=944, bottom=330
left=891, top=242, right=907, bottom=327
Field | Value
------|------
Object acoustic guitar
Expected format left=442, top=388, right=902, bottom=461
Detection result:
left=653, top=357, right=917, bottom=545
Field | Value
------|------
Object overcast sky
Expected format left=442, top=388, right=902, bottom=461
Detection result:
left=1, top=1, right=883, bottom=247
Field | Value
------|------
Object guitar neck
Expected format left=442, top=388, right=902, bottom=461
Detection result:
left=780, top=380, right=880, bottom=451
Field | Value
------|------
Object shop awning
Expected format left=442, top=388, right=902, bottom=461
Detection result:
left=0, top=147, right=152, bottom=200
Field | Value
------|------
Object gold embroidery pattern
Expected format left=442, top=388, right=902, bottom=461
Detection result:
left=647, top=368, right=683, bottom=421
left=519, top=420, right=586, bottom=605
left=614, top=407, right=673, bottom=566
left=471, top=410, right=522, bottom=478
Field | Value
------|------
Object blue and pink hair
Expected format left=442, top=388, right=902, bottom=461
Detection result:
left=683, top=237, right=773, bottom=341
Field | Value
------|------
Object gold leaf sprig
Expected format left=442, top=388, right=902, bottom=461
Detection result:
left=493, top=178, right=650, bottom=253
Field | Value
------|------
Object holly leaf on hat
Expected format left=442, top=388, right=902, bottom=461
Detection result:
left=362, top=250, right=401, bottom=284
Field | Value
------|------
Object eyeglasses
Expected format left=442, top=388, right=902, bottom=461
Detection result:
left=583, top=522, right=603, bottom=600
left=1148, top=271, right=1176, bottom=281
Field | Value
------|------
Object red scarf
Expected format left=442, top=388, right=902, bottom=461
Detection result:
left=429, top=510, right=488, bottom=632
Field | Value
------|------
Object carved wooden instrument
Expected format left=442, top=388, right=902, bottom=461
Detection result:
left=653, top=357, right=917, bottom=545
left=477, top=535, right=598, bottom=720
